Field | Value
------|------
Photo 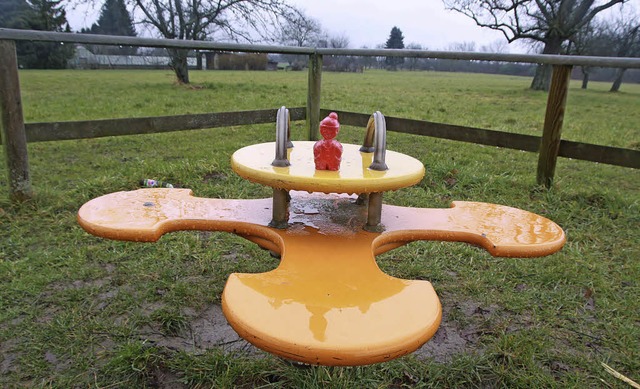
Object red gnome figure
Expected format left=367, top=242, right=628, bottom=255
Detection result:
left=314, top=112, right=343, bottom=171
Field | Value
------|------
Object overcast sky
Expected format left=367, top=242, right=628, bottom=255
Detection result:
left=287, top=0, right=508, bottom=50
left=66, top=0, right=517, bottom=52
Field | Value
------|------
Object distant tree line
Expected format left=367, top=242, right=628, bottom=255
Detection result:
left=443, top=0, right=638, bottom=91
left=277, top=16, right=639, bottom=88
left=1, top=0, right=637, bottom=90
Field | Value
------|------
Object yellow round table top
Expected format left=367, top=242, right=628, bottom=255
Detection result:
left=231, top=142, right=425, bottom=194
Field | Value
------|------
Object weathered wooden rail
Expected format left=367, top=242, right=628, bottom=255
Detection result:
left=1, top=28, right=639, bottom=201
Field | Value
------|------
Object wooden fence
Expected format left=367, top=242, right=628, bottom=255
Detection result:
left=1, top=28, right=639, bottom=201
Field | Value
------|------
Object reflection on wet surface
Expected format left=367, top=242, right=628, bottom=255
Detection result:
left=234, top=225, right=408, bottom=342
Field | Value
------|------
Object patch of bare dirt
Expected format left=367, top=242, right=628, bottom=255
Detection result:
left=9, top=275, right=541, bottom=380
left=41, top=277, right=112, bottom=299
left=44, top=350, right=71, bottom=372
left=202, top=171, right=227, bottom=184
left=414, top=297, right=489, bottom=362
left=119, top=294, right=511, bottom=364
left=139, top=304, right=261, bottom=356
left=0, top=338, right=22, bottom=375
left=135, top=298, right=498, bottom=364
left=150, top=367, right=189, bottom=389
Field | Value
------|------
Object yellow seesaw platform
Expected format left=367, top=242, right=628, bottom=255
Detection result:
left=78, top=188, right=565, bottom=365
left=232, top=142, right=426, bottom=194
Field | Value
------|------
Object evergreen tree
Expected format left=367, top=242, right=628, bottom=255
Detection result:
left=85, top=0, right=137, bottom=55
left=21, top=0, right=74, bottom=68
left=0, top=0, right=74, bottom=68
left=384, top=26, right=405, bottom=70
left=0, top=0, right=32, bottom=29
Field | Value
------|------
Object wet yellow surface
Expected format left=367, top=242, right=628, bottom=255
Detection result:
left=231, top=142, right=426, bottom=194
left=223, top=228, right=442, bottom=365
left=78, top=189, right=565, bottom=365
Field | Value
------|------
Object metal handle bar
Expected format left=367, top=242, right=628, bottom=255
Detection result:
left=361, top=111, right=388, bottom=171
left=272, top=106, right=292, bottom=167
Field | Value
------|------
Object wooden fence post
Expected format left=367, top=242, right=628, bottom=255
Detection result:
left=307, top=53, right=322, bottom=141
left=0, top=40, right=33, bottom=201
left=537, top=65, right=572, bottom=188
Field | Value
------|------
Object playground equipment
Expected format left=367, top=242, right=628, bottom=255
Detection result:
left=78, top=108, right=565, bottom=366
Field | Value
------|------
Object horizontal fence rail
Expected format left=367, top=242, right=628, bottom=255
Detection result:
left=4, top=103, right=636, bottom=169
left=325, top=110, right=640, bottom=169
left=2, top=28, right=640, bottom=68
left=1, top=29, right=639, bottom=200
left=0, top=28, right=315, bottom=55
left=18, top=108, right=306, bottom=143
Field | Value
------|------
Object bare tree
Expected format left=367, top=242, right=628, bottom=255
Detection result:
left=480, top=39, right=509, bottom=54
left=448, top=41, right=476, bottom=52
left=277, top=8, right=322, bottom=69
left=567, top=19, right=612, bottom=89
left=607, top=12, right=640, bottom=91
left=328, top=33, right=349, bottom=49
left=277, top=7, right=321, bottom=47
left=443, top=0, right=628, bottom=90
left=118, top=0, right=293, bottom=83
left=358, top=45, right=377, bottom=70
left=325, top=33, right=354, bottom=71
left=405, top=43, right=423, bottom=70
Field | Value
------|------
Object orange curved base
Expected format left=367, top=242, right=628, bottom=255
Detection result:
left=222, top=224, right=442, bottom=366
left=78, top=189, right=565, bottom=365
left=223, top=275, right=441, bottom=366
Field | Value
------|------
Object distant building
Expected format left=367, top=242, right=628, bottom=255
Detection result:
left=68, top=45, right=198, bottom=69
left=276, top=62, right=292, bottom=71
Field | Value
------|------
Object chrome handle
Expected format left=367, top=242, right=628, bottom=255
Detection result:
left=368, top=111, right=388, bottom=171
left=272, top=106, right=291, bottom=167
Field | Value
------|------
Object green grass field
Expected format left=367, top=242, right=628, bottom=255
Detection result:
left=1, top=69, right=639, bottom=387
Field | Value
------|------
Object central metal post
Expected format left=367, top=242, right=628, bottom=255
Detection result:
left=366, top=192, right=383, bottom=230
left=270, top=188, right=289, bottom=229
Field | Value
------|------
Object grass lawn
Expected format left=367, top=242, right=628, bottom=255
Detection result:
left=1, top=69, right=639, bottom=387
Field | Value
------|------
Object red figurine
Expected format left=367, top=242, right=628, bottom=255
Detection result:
left=314, top=112, right=343, bottom=171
